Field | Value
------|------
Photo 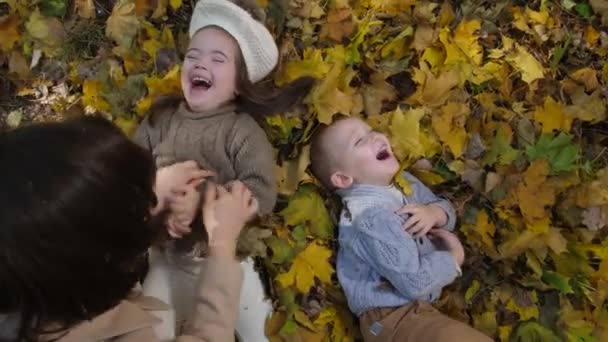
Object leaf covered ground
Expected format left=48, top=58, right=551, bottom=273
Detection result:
left=2, top=0, right=608, bottom=341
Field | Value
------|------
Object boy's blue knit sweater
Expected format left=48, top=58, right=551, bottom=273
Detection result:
left=335, top=172, right=460, bottom=316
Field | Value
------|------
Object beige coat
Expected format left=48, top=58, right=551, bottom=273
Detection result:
left=45, top=256, right=242, bottom=342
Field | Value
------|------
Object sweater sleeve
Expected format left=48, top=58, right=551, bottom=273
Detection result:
left=132, top=116, right=156, bottom=152
left=404, top=172, right=457, bottom=231
left=177, top=256, right=243, bottom=342
left=227, top=115, right=277, bottom=215
left=354, top=207, right=459, bottom=300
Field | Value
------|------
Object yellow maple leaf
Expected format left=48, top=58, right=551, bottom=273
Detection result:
left=475, top=210, right=496, bottom=250
left=106, top=1, right=140, bottom=49
left=534, top=96, right=573, bottom=133
left=82, top=79, right=111, bottom=113
left=388, top=107, right=426, bottom=163
left=276, top=48, right=330, bottom=85
left=516, top=160, right=555, bottom=222
left=314, top=306, right=356, bottom=342
left=452, top=19, right=483, bottom=66
left=275, top=145, right=312, bottom=195
left=431, top=101, right=469, bottom=158
left=275, top=241, right=334, bottom=293
left=505, top=290, right=539, bottom=321
left=169, top=0, right=182, bottom=10
left=494, top=36, right=545, bottom=84
left=308, top=48, right=363, bottom=124
left=0, top=14, right=20, bottom=51
left=408, top=61, right=460, bottom=107
left=136, top=65, right=182, bottom=115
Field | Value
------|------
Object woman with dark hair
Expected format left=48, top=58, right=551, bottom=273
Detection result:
left=0, top=116, right=254, bottom=341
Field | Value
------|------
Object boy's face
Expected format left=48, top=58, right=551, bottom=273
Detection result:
left=181, top=27, right=238, bottom=112
left=326, top=117, right=400, bottom=188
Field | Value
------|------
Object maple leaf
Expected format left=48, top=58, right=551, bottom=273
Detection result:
left=526, top=133, right=580, bottom=174
left=513, top=322, right=561, bottom=342
left=0, top=15, right=20, bottom=51
left=451, top=19, right=483, bottom=66
left=279, top=183, right=333, bottom=239
left=408, top=61, right=460, bottom=107
left=75, top=0, right=95, bottom=18
left=82, top=79, right=110, bottom=113
left=275, top=241, right=334, bottom=293
left=491, top=36, right=545, bottom=84
left=389, top=107, right=429, bottom=163
left=361, top=72, right=397, bottom=116
left=314, top=306, right=357, bottom=342
left=482, top=124, right=519, bottom=166
left=25, top=9, right=66, bottom=57
left=515, top=160, right=555, bottom=222
left=431, top=101, right=469, bottom=158
left=106, top=1, right=140, bottom=49
left=534, top=97, right=573, bottom=134
left=276, top=48, right=330, bottom=86
left=566, top=88, right=607, bottom=123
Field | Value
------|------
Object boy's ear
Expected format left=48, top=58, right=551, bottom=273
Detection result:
left=330, top=172, right=354, bottom=189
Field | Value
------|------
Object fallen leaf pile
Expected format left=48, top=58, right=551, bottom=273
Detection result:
left=1, top=0, right=608, bottom=340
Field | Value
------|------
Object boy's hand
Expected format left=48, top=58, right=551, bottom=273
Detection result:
left=203, top=181, right=258, bottom=256
left=153, top=161, right=215, bottom=215
left=165, top=183, right=201, bottom=238
left=428, top=229, right=465, bottom=266
left=396, top=203, right=448, bottom=238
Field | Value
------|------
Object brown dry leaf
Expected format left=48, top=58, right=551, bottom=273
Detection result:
left=413, top=24, right=436, bottom=52
left=276, top=145, right=312, bottom=195
left=323, top=7, right=356, bottom=42
left=569, top=68, right=600, bottom=92
left=566, top=88, right=607, bottom=123
left=0, top=15, right=20, bottom=51
left=362, top=72, right=397, bottom=116
left=75, top=0, right=95, bottom=18
left=8, top=51, right=28, bottom=78
left=408, top=61, right=460, bottom=107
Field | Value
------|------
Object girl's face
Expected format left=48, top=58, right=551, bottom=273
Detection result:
left=181, top=27, right=239, bottom=112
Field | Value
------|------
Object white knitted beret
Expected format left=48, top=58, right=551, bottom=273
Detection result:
left=189, top=0, right=279, bottom=83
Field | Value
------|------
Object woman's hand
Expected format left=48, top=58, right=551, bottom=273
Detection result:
left=152, top=161, right=215, bottom=215
left=202, top=181, right=258, bottom=257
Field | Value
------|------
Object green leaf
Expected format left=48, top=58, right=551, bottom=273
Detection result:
left=280, top=184, right=334, bottom=239
left=39, top=0, right=68, bottom=17
left=566, top=326, right=599, bottom=342
left=279, top=318, right=298, bottom=336
left=575, top=3, right=594, bottom=18
left=550, top=35, right=572, bottom=70
left=483, top=125, right=519, bottom=166
left=513, top=322, right=561, bottom=342
left=526, top=133, right=580, bottom=174
left=291, top=224, right=308, bottom=248
left=266, top=236, right=295, bottom=264
left=541, top=271, right=575, bottom=294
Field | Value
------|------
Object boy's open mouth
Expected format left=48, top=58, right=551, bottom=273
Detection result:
left=376, top=146, right=390, bottom=161
left=191, top=76, right=211, bottom=90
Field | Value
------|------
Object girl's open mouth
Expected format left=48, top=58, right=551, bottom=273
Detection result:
left=191, top=76, right=211, bottom=90
left=376, top=147, right=390, bottom=161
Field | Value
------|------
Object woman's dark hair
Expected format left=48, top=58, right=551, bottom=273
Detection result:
left=0, top=116, right=158, bottom=340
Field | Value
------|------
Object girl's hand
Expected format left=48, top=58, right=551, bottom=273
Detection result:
left=202, top=181, right=258, bottom=256
left=396, top=203, right=448, bottom=238
left=152, top=161, right=215, bottom=215
left=165, top=183, right=201, bottom=238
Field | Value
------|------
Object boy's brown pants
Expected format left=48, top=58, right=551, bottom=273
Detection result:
left=359, top=301, right=493, bottom=342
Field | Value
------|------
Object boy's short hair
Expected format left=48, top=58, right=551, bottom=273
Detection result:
left=309, top=116, right=348, bottom=190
